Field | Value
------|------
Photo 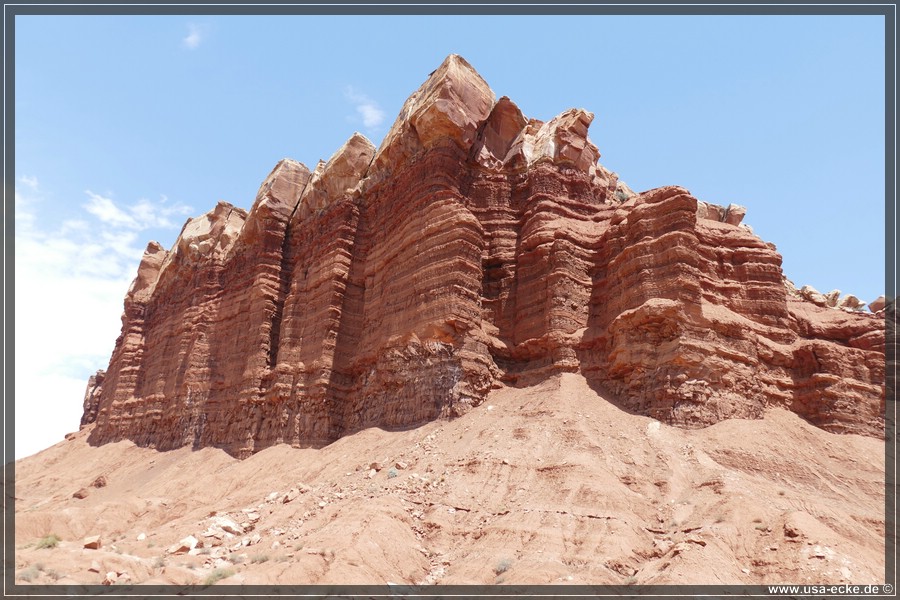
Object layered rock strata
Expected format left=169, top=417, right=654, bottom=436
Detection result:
left=85, top=55, right=886, bottom=456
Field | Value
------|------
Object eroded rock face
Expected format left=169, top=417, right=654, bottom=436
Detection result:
left=80, top=370, right=105, bottom=429
left=85, top=54, right=886, bottom=456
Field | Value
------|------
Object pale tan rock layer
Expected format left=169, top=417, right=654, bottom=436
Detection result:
left=84, top=54, right=886, bottom=456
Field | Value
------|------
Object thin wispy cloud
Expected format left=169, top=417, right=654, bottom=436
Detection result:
left=16, top=176, right=40, bottom=231
left=15, top=181, right=193, bottom=458
left=345, top=86, right=386, bottom=130
left=182, top=23, right=206, bottom=49
left=83, top=190, right=193, bottom=231
left=14, top=189, right=35, bottom=231
left=84, top=191, right=139, bottom=228
left=19, top=175, right=39, bottom=190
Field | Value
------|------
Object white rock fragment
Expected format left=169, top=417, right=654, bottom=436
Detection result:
left=212, top=516, right=244, bottom=535
left=167, top=535, right=199, bottom=555
left=838, top=294, right=866, bottom=311
left=800, top=285, right=828, bottom=307
left=724, top=203, right=747, bottom=226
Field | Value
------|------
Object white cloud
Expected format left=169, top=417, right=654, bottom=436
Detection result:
left=15, top=189, right=35, bottom=232
left=19, top=175, right=39, bottom=190
left=358, top=104, right=386, bottom=129
left=345, top=86, right=386, bottom=130
left=14, top=183, right=193, bottom=459
left=183, top=23, right=205, bottom=49
left=83, top=190, right=192, bottom=231
left=84, top=191, right=139, bottom=228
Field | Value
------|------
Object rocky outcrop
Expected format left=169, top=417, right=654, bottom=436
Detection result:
left=84, top=54, right=886, bottom=456
left=578, top=185, right=884, bottom=434
left=80, top=370, right=105, bottom=429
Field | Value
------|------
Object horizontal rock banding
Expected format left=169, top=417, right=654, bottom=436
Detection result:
left=85, top=54, right=886, bottom=456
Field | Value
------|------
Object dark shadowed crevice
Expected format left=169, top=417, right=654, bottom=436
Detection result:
left=267, top=176, right=314, bottom=370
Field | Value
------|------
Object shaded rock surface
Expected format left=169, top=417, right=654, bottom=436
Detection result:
left=80, top=370, right=105, bottom=429
left=83, top=54, right=886, bottom=457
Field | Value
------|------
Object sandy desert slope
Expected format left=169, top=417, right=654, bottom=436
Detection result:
left=13, top=373, right=884, bottom=586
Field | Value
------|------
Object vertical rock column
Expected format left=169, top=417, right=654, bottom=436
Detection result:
left=336, top=54, right=497, bottom=432
left=504, top=109, right=606, bottom=378
left=263, top=134, right=375, bottom=447
left=79, top=370, right=105, bottom=429
left=582, top=186, right=712, bottom=423
left=204, top=159, right=311, bottom=455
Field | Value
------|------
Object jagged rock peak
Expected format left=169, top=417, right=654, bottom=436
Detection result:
left=471, top=95, right=528, bottom=170
left=233, top=159, right=312, bottom=249
left=171, top=201, right=246, bottom=262
left=254, top=158, right=312, bottom=214
left=370, top=54, right=496, bottom=179
left=696, top=201, right=747, bottom=227
left=297, top=132, right=375, bottom=220
left=527, top=108, right=600, bottom=173
left=133, top=202, right=248, bottom=300
left=126, top=241, right=168, bottom=302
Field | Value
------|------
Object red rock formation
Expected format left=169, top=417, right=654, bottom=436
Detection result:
left=80, top=370, right=105, bottom=429
left=84, top=54, right=886, bottom=456
left=579, top=186, right=885, bottom=436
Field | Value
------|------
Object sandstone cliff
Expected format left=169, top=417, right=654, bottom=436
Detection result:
left=83, top=54, right=886, bottom=456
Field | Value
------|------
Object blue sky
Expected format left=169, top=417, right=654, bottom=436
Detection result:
left=13, top=14, right=887, bottom=458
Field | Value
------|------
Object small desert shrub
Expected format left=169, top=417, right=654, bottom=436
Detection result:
left=198, top=547, right=212, bottom=555
left=494, top=558, right=512, bottom=575
left=250, top=554, right=269, bottom=564
left=230, top=554, right=245, bottom=565
left=153, top=556, right=166, bottom=569
left=45, top=569, right=62, bottom=581
left=203, top=568, right=234, bottom=585
left=36, top=534, right=60, bottom=549
left=624, top=575, right=637, bottom=585
left=19, top=567, right=40, bottom=582
left=387, top=468, right=398, bottom=479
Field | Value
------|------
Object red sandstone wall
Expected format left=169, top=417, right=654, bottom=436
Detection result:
left=85, top=55, right=886, bottom=456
